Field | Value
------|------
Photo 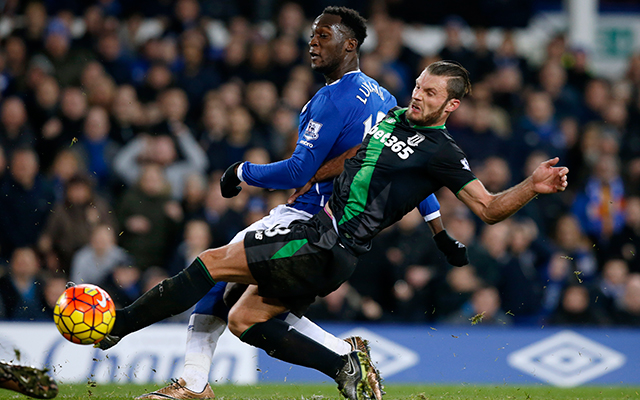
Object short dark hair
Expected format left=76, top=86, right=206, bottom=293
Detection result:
left=426, top=60, right=472, bottom=100
left=322, top=6, right=367, bottom=50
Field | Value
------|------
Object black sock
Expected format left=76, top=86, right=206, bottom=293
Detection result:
left=240, top=318, right=346, bottom=378
left=111, top=258, right=215, bottom=337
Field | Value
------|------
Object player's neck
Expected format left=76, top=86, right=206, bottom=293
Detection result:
left=324, top=58, right=359, bottom=85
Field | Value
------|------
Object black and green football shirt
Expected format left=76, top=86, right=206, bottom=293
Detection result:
left=330, top=107, right=477, bottom=255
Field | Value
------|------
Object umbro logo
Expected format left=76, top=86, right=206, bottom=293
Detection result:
left=407, top=133, right=425, bottom=147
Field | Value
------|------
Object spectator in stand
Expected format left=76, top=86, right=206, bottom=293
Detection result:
left=3, top=36, right=28, bottom=92
left=502, top=218, right=549, bottom=323
left=48, top=149, right=83, bottom=202
left=109, top=84, right=145, bottom=145
left=198, top=181, right=245, bottom=248
left=152, top=87, right=195, bottom=135
left=100, top=263, right=143, bottom=309
left=572, top=153, right=626, bottom=249
left=40, top=18, right=93, bottom=87
left=245, top=80, right=279, bottom=145
left=438, top=16, right=476, bottom=80
left=223, top=106, right=262, bottom=165
left=166, top=0, right=202, bottom=38
left=552, top=213, right=598, bottom=281
left=42, top=273, right=68, bottom=318
left=200, top=98, right=230, bottom=172
left=0, top=147, right=54, bottom=261
left=38, top=173, right=116, bottom=273
left=12, top=2, right=47, bottom=56
left=537, top=61, right=582, bottom=120
left=74, top=6, right=105, bottom=52
left=116, top=164, right=182, bottom=270
left=96, top=33, right=132, bottom=85
left=167, top=219, right=212, bottom=275
left=581, top=78, right=611, bottom=124
left=58, top=86, right=88, bottom=140
left=608, top=196, right=640, bottom=272
left=0, top=97, right=34, bottom=156
left=136, top=63, right=174, bottom=104
left=550, top=284, right=609, bottom=326
left=113, top=125, right=207, bottom=200
left=307, top=282, right=382, bottom=322
left=451, top=103, right=508, bottom=167
left=177, top=29, right=221, bottom=123
left=0, top=247, right=47, bottom=321
left=509, top=91, right=566, bottom=178
left=181, top=172, right=208, bottom=221
left=435, top=265, right=482, bottom=322
left=597, top=259, right=630, bottom=315
left=612, top=273, right=640, bottom=326
left=566, top=47, right=593, bottom=94
left=78, top=106, right=119, bottom=191
left=491, top=64, right=526, bottom=118
left=70, top=224, right=129, bottom=285
left=445, top=285, right=512, bottom=326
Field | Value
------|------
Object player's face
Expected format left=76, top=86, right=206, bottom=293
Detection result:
left=406, top=71, right=460, bottom=126
left=308, top=14, right=348, bottom=74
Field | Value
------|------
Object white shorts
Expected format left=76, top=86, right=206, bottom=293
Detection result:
left=228, top=204, right=314, bottom=244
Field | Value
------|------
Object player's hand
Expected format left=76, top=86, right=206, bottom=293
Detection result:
left=287, top=180, right=314, bottom=204
left=220, top=161, right=243, bottom=198
left=433, top=230, right=469, bottom=267
left=531, top=157, right=569, bottom=194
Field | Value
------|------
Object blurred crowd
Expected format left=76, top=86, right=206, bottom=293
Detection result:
left=1, top=0, right=640, bottom=329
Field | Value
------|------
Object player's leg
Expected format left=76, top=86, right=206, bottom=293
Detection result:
left=107, top=242, right=254, bottom=340
left=228, top=286, right=374, bottom=400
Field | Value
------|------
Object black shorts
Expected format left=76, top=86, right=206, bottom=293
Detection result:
left=243, top=210, right=358, bottom=315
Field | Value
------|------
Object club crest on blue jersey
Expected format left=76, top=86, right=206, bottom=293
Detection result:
left=303, top=120, right=323, bottom=141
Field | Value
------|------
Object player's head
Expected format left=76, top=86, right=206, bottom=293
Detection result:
left=406, top=61, right=471, bottom=127
left=308, top=6, right=367, bottom=76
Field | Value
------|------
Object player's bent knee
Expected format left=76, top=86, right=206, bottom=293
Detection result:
left=227, top=305, right=253, bottom=337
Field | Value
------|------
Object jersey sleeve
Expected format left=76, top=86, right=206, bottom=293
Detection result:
left=428, top=140, right=477, bottom=195
left=418, top=194, right=441, bottom=222
left=241, top=94, right=344, bottom=189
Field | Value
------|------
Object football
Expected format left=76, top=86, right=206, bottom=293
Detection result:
left=53, top=284, right=116, bottom=345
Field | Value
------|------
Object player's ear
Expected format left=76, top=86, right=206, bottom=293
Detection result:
left=445, top=98, right=461, bottom=113
left=345, top=38, right=358, bottom=52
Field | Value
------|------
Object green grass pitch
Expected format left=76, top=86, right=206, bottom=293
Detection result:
left=3, top=383, right=639, bottom=399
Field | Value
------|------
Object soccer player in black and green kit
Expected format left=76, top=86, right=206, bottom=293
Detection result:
left=97, top=61, right=569, bottom=400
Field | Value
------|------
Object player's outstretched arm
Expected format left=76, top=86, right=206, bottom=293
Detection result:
left=287, top=145, right=360, bottom=204
left=457, top=157, right=568, bottom=225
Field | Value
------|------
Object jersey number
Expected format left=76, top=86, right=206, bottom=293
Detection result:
left=363, top=111, right=387, bottom=137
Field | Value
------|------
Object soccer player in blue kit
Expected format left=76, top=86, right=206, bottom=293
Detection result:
left=111, top=7, right=466, bottom=400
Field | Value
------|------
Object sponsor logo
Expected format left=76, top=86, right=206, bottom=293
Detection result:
left=96, top=295, right=107, bottom=308
left=507, top=330, right=626, bottom=387
left=303, top=120, right=322, bottom=141
left=407, top=133, right=425, bottom=147
left=300, top=140, right=314, bottom=148
left=460, top=158, right=471, bottom=171
left=254, top=231, right=264, bottom=240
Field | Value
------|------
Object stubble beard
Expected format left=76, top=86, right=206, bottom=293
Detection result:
left=409, top=100, right=448, bottom=126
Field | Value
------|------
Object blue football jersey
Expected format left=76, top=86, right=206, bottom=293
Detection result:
left=295, top=71, right=397, bottom=209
